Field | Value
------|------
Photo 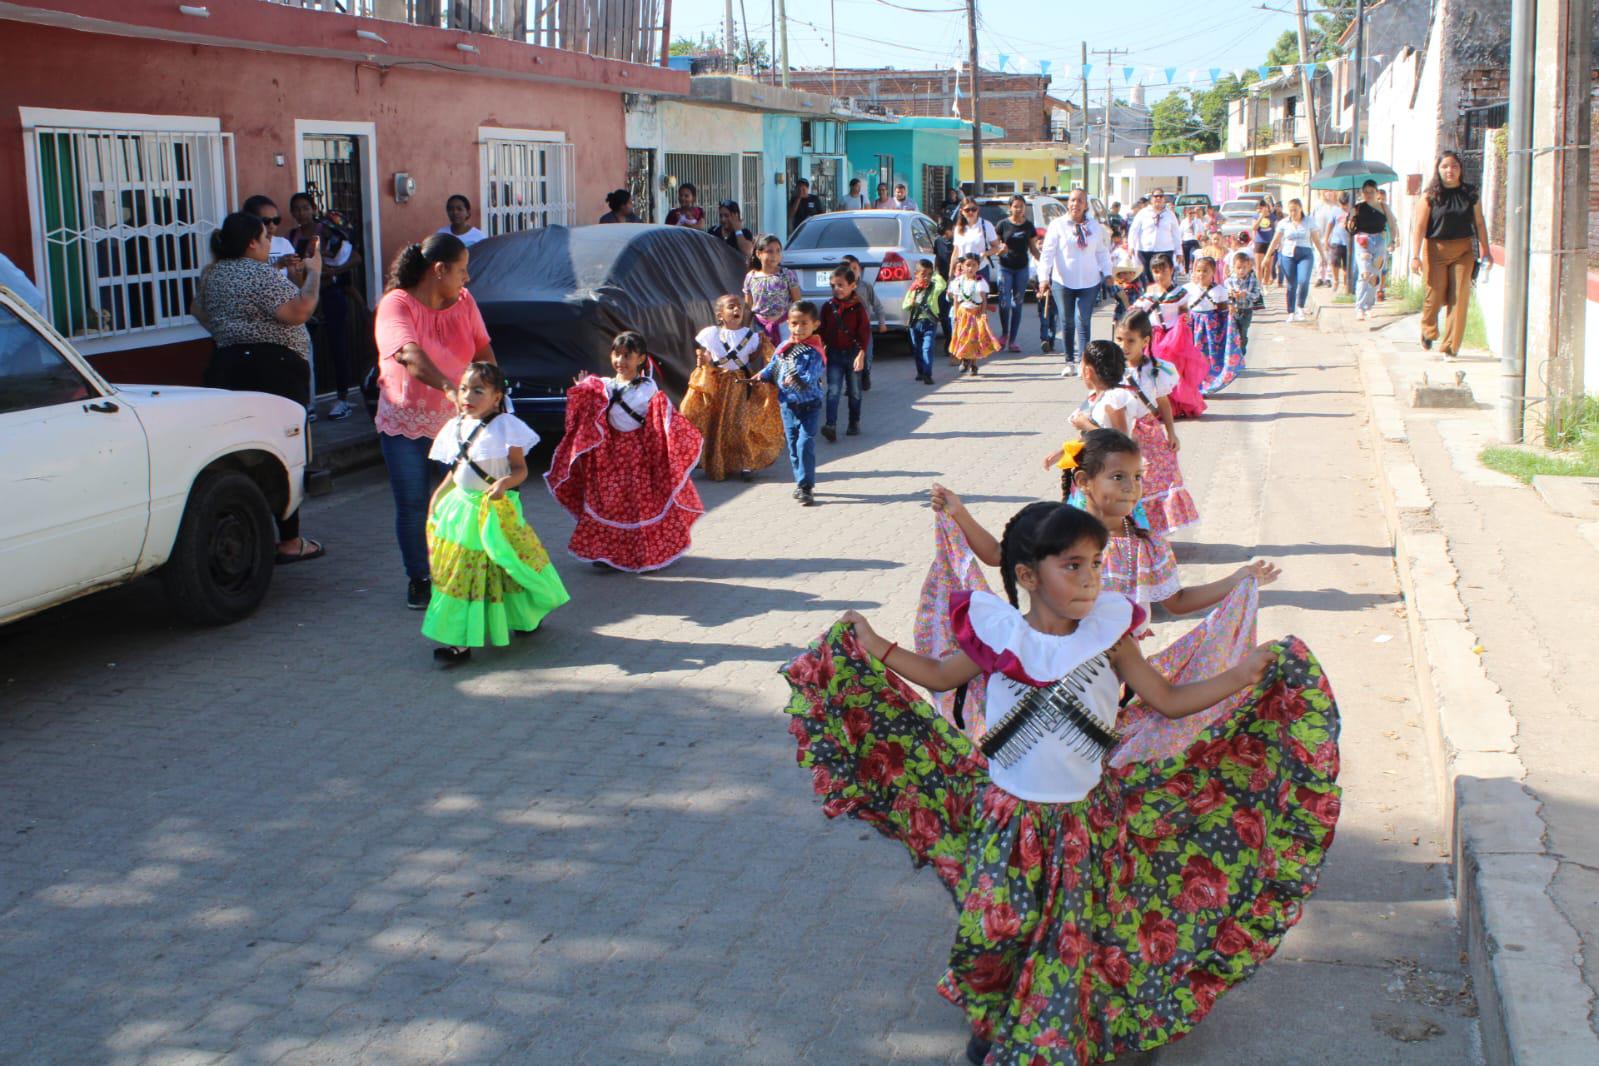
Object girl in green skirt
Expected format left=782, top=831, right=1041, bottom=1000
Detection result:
left=424, top=363, right=569, bottom=666
left=782, top=502, right=1340, bottom=1064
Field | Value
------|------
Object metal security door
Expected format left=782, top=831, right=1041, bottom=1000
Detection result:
left=627, top=147, right=656, bottom=223
left=300, top=134, right=367, bottom=302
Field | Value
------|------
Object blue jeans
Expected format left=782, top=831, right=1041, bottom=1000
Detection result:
left=825, top=350, right=862, bottom=427
left=1050, top=282, right=1098, bottom=362
left=909, top=320, right=939, bottom=378
left=996, top=265, right=1030, bottom=343
left=1280, top=247, right=1314, bottom=313
left=1037, top=283, right=1058, bottom=341
left=781, top=401, right=821, bottom=489
left=380, top=431, right=449, bottom=580
left=1354, top=233, right=1386, bottom=311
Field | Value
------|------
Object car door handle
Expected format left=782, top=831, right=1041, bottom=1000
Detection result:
left=85, top=400, right=119, bottom=414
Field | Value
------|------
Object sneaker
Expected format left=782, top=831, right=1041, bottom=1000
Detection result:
left=792, top=486, right=805, bottom=500
left=1059, top=362, right=1077, bottom=378
left=1041, top=339, right=1054, bottom=352
left=432, top=645, right=472, bottom=668
left=406, top=577, right=431, bottom=610
left=861, top=368, right=872, bottom=391
left=799, top=487, right=815, bottom=507
left=327, top=400, right=353, bottom=421
left=846, top=422, right=860, bottom=436
left=922, top=374, right=934, bottom=385
left=821, top=424, right=838, bottom=443
left=740, top=469, right=754, bottom=483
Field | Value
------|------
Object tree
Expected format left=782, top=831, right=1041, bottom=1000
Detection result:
left=669, top=29, right=771, bottom=72
left=1185, top=74, right=1251, bottom=153
left=1310, top=0, right=1356, bottom=58
left=1150, top=93, right=1203, bottom=155
left=1264, top=30, right=1299, bottom=70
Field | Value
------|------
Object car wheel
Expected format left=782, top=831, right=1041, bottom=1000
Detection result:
left=162, top=468, right=277, bottom=626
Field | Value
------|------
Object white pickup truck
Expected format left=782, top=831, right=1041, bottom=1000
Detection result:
left=0, top=285, right=309, bottom=626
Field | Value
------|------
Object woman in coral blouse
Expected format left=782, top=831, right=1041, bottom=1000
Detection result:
left=373, top=232, right=494, bottom=610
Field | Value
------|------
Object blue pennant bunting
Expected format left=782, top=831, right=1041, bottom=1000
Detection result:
left=1258, top=64, right=1271, bottom=78
left=1040, top=60, right=1051, bottom=77
left=1122, top=66, right=1135, bottom=83
left=998, top=54, right=1009, bottom=71
left=1083, top=63, right=1092, bottom=79
left=1164, top=67, right=1176, bottom=84
left=1209, top=67, right=1221, bottom=82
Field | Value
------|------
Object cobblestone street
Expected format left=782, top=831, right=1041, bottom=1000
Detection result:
left=1, top=305, right=1480, bottom=1064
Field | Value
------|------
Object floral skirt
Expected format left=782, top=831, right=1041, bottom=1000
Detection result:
left=951, top=304, right=1001, bottom=361
left=681, top=365, right=785, bottom=480
left=1202, top=311, right=1247, bottom=396
left=423, top=489, right=570, bottom=647
left=781, top=623, right=1340, bottom=1065
left=1132, top=415, right=1199, bottom=536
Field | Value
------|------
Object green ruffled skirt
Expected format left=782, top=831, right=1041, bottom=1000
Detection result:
left=423, top=488, right=570, bottom=647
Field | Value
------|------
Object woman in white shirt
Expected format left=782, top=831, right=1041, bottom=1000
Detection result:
left=1262, top=198, right=1327, bottom=321
left=438, top=194, right=488, bottom=246
left=951, top=199, right=1004, bottom=283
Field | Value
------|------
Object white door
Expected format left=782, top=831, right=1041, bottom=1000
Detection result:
left=0, top=297, right=150, bottom=616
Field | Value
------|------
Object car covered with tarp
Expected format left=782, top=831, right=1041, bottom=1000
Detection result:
left=464, top=224, right=747, bottom=430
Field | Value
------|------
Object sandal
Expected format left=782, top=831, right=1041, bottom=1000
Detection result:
left=275, top=537, right=326, bottom=565
left=433, top=645, right=472, bottom=667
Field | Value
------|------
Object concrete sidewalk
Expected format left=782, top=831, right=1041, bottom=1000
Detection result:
left=1314, top=294, right=1599, bottom=1064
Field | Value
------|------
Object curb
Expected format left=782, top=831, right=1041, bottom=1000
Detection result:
left=1323, top=308, right=1596, bottom=1064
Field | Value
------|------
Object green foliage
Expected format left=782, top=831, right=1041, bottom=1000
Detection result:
left=669, top=30, right=771, bottom=71
left=1479, top=444, right=1599, bottom=483
left=1150, top=94, right=1203, bottom=155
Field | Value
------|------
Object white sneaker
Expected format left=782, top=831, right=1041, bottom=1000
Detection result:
left=328, top=400, right=353, bottom=421
left=1059, top=363, right=1077, bottom=377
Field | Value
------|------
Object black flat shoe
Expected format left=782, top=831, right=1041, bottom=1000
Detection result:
left=432, top=646, right=472, bottom=668
left=965, top=1034, right=992, bottom=1065
left=846, top=423, right=860, bottom=436
left=406, top=577, right=431, bottom=610
left=740, top=469, right=754, bottom=482
left=821, top=424, right=838, bottom=443
left=799, top=488, right=816, bottom=506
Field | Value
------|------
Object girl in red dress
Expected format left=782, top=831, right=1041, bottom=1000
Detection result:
left=545, top=332, right=705, bottom=572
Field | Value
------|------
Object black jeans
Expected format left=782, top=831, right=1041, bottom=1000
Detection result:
left=205, top=341, right=310, bottom=541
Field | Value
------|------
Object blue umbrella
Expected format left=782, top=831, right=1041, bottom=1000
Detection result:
left=1309, top=159, right=1400, bottom=190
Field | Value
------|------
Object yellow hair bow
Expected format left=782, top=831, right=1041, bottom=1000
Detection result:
left=1056, top=439, right=1086, bottom=471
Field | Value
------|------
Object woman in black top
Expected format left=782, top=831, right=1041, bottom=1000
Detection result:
left=712, top=200, right=755, bottom=260
left=994, top=195, right=1038, bottom=353
left=598, top=188, right=642, bottom=224
left=1345, top=179, right=1394, bottom=318
left=1409, top=151, right=1489, bottom=356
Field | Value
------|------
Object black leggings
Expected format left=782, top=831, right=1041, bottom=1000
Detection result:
left=205, top=342, right=309, bottom=541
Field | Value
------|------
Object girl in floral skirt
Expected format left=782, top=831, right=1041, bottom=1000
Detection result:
left=781, top=502, right=1341, bottom=1065
left=423, top=362, right=570, bottom=667
left=949, top=254, right=1001, bottom=375
left=1115, top=312, right=1199, bottom=535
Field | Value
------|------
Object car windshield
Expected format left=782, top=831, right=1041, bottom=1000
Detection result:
left=788, top=218, right=902, bottom=250
left=1221, top=201, right=1257, bottom=215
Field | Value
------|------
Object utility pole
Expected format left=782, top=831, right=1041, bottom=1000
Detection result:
left=1350, top=0, right=1365, bottom=160
left=830, top=0, right=837, bottom=96
left=1090, top=48, right=1128, bottom=205
left=965, top=0, right=983, bottom=194
left=1292, top=0, right=1322, bottom=174
left=1499, top=0, right=1534, bottom=442
left=724, top=0, right=736, bottom=59
left=777, top=0, right=789, bottom=87
left=1524, top=0, right=1593, bottom=441
left=1080, top=42, right=1090, bottom=190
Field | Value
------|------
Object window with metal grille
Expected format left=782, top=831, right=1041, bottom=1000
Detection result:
left=740, top=152, right=762, bottom=234
left=664, top=153, right=737, bottom=215
left=25, top=119, right=233, bottom=346
left=481, top=133, right=575, bottom=236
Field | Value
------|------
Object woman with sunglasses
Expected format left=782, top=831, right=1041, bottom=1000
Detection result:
left=951, top=198, right=1003, bottom=325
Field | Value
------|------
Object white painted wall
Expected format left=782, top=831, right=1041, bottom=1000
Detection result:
left=657, top=101, right=763, bottom=156
left=1364, top=44, right=1443, bottom=270
left=1473, top=265, right=1599, bottom=396
left=1105, top=156, right=1214, bottom=205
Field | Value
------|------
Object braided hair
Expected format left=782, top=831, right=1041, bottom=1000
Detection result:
left=997, top=502, right=1108, bottom=608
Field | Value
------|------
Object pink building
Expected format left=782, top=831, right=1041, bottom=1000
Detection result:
left=0, top=0, right=684, bottom=384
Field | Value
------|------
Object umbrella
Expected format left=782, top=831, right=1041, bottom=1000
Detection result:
left=1310, top=159, right=1400, bottom=190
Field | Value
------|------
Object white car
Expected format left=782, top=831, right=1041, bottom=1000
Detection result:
left=1, top=285, right=309, bottom=626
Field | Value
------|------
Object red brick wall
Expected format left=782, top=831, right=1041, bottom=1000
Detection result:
left=786, top=69, right=1054, bottom=142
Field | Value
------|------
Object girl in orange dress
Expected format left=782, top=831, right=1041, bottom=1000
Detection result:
left=682, top=295, right=785, bottom=481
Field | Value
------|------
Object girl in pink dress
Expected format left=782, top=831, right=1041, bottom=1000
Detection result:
left=1116, top=311, right=1200, bottom=535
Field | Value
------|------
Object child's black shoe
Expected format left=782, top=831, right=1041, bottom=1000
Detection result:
left=799, top=487, right=815, bottom=506
left=846, top=422, right=860, bottom=436
left=433, top=646, right=472, bottom=668
left=792, top=486, right=805, bottom=499
left=821, top=424, right=838, bottom=443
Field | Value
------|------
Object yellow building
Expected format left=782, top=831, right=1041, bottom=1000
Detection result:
left=959, top=143, right=1089, bottom=195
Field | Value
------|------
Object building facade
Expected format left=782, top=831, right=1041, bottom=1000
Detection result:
left=1, top=0, right=681, bottom=384
left=786, top=67, right=1075, bottom=146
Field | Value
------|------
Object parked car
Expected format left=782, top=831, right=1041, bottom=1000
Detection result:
left=0, top=285, right=309, bottom=627
left=783, top=210, right=938, bottom=329
left=1219, top=199, right=1264, bottom=240
left=1174, top=193, right=1213, bottom=211
left=465, top=224, right=746, bottom=430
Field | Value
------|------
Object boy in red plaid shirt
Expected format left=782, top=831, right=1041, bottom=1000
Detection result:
left=820, top=265, right=871, bottom=441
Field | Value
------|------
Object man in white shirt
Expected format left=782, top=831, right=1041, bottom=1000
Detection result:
left=1036, top=189, right=1113, bottom=375
left=890, top=183, right=919, bottom=213
left=1127, top=188, right=1181, bottom=282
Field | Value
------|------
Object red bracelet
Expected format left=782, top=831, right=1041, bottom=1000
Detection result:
left=882, top=641, right=898, bottom=662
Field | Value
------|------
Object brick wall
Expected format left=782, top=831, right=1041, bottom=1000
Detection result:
left=786, top=67, right=1055, bottom=143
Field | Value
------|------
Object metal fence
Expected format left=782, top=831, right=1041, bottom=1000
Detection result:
left=1460, top=101, right=1508, bottom=187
